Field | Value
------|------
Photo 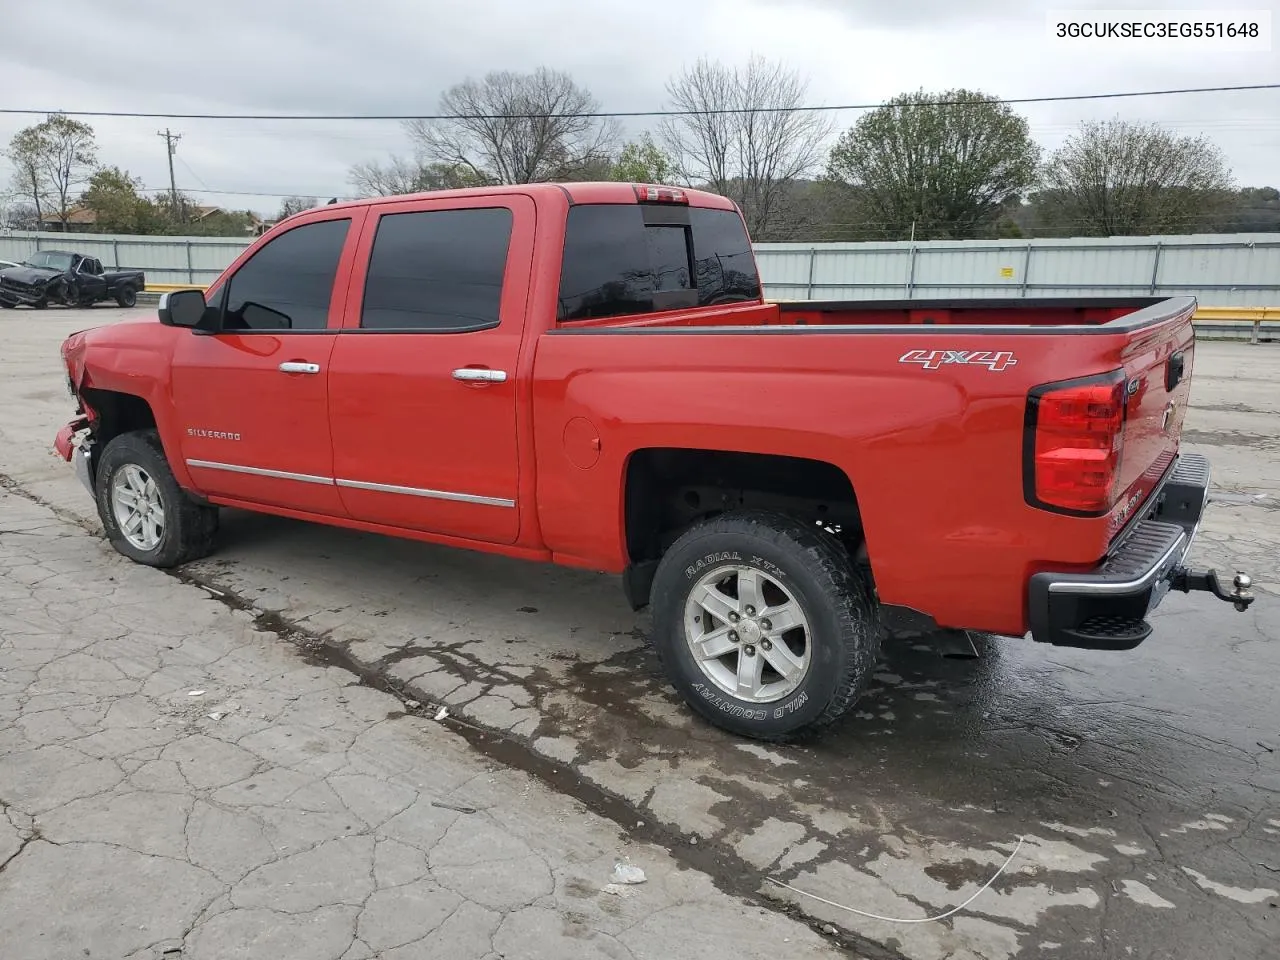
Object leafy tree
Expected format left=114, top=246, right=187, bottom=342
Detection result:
left=777, top=179, right=871, bottom=241
left=405, top=67, right=619, bottom=184
left=185, top=209, right=254, bottom=237
left=137, top=192, right=249, bottom=236
left=826, top=88, right=1040, bottom=240
left=5, top=114, right=98, bottom=229
left=611, top=133, right=675, bottom=183
left=1218, top=186, right=1280, bottom=233
left=560, top=154, right=618, bottom=182
left=1036, top=119, right=1234, bottom=236
left=659, top=56, right=831, bottom=240
left=80, top=167, right=162, bottom=234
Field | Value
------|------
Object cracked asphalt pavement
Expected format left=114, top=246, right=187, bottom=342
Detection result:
left=3, top=307, right=1279, bottom=960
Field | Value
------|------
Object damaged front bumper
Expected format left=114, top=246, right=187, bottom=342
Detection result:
left=0, top=285, right=52, bottom=306
left=1028, top=452, right=1255, bottom=650
left=54, top=416, right=95, bottom=494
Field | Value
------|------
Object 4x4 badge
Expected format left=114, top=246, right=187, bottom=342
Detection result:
left=898, top=349, right=1017, bottom=371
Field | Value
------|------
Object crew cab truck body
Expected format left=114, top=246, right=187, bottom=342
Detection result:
left=53, top=182, right=1254, bottom=741
left=1, top=250, right=145, bottom=309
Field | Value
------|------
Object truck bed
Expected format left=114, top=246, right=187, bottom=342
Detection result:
left=771, top=296, right=1172, bottom=328
left=537, top=293, right=1197, bottom=635
left=557, top=296, right=1184, bottom=332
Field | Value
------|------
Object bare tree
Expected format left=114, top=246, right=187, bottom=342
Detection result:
left=349, top=155, right=429, bottom=197
left=2, top=199, right=40, bottom=231
left=276, top=195, right=316, bottom=220
left=658, top=56, right=832, bottom=240
left=405, top=68, right=619, bottom=185
left=1036, top=119, right=1235, bottom=236
left=5, top=114, right=98, bottom=229
left=6, top=148, right=46, bottom=225
left=347, top=155, right=481, bottom=197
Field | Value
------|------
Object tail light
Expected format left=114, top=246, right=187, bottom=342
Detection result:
left=1024, top=371, right=1126, bottom=515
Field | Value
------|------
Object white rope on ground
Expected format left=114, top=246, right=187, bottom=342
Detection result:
left=764, top=835, right=1026, bottom=925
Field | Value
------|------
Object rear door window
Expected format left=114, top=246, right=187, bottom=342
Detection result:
left=359, top=207, right=512, bottom=332
left=557, top=204, right=761, bottom=322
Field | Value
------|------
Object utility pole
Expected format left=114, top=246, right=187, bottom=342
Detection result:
left=157, top=128, right=183, bottom=222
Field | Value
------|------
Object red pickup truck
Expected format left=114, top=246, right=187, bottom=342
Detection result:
left=54, top=182, right=1254, bottom=740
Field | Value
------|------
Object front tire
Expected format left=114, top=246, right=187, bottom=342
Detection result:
left=649, top=510, right=881, bottom=741
left=94, top=430, right=219, bottom=567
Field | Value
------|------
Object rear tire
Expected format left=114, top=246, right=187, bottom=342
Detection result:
left=115, top=285, right=137, bottom=308
left=94, top=430, right=219, bottom=568
left=649, top=509, right=881, bottom=741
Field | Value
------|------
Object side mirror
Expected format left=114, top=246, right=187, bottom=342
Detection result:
left=158, top=288, right=208, bottom=328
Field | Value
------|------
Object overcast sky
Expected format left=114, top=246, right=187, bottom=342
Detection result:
left=1, top=0, right=1276, bottom=218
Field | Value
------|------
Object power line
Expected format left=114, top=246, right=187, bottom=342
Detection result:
left=136, top=185, right=344, bottom=200
left=174, top=156, right=212, bottom=192
left=2, top=83, right=1277, bottom=122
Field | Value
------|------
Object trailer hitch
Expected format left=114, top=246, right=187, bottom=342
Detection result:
left=1170, top=568, right=1255, bottom=612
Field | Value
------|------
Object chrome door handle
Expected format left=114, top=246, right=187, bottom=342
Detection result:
left=452, top=368, right=507, bottom=383
left=279, top=362, right=320, bottom=374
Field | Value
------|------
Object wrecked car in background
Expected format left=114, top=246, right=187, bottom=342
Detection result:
left=0, top=250, right=145, bottom=309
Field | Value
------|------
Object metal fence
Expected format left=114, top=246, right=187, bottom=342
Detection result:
left=0, top=230, right=250, bottom=286
left=753, top=234, right=1280, bottom=308
left=4, top=228, right=1278, bottom=309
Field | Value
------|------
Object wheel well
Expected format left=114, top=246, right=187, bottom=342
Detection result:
left=622, top=448, right=866, bottom=607
left=82, top=388, right=156, bottom=449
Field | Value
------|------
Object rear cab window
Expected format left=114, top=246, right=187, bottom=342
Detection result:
left=557, top=203, right=761, bottom=322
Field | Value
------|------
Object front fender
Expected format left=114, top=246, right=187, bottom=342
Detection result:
left=61, top=322, right=196, bottom=492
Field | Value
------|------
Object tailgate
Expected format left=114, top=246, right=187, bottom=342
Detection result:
left=1113, top=309, right=1196, bottom=528
left=1023, top=300, right=1197, bottom=535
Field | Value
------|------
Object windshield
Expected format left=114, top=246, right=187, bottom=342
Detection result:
left=24, top=252, right=74, bottom=271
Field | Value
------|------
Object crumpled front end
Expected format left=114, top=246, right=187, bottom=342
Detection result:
left=0, top=275, right=52, bottom=306
left=55, top=331, right=99, bottom=492
left=54, top=417, right=96, bottom=493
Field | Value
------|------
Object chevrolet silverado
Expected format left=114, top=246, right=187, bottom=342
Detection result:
left=53, top=182, right=1255, bottom=740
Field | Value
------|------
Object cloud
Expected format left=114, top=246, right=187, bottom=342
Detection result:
left=752, top=0, right=1031, bottom=28
left=1, top=0, right=1275, bottom=215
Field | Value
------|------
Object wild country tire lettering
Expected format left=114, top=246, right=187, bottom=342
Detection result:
left=692, top=682, right=809, bottom=721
